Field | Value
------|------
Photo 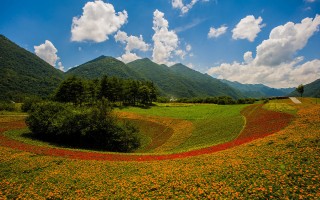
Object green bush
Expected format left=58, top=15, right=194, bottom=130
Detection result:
left=26, top=101, right=140, bottom=152
left=0, top=101, right=15, bottom=111
left=21, top=97, right=42, bottom=112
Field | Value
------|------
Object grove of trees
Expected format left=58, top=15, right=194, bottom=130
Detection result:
left=54, top=76, right=157, bottom=106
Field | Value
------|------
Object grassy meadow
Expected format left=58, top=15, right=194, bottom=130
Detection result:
left=0, top=99, right=319, bottom=199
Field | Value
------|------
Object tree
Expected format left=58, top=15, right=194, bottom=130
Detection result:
left=54, top=76, right=85, bottom=105
left=296, top=84, right=304, bottom=97
left=138, top=85, right=151, bottom=105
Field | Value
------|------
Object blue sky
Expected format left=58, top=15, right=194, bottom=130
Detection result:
left=1, top=0, right=320, bottom=88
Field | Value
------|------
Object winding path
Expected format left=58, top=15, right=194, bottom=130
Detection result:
left=0, top=104, right=293, bottom=161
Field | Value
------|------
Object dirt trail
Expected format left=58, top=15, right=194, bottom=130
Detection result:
left=0, top=104, right=293, bottom=161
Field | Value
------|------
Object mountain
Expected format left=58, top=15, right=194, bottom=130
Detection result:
left=127, top=59, right=243, bottom=99
left=0, top=35, right=64, bottom=101
left=170, top=63, right=243, bottom=98
left=221, top=80, right=294, bottom=98
left=289, top=79, right=320, bottom=97
left=66, top=56, right=144, bottom=80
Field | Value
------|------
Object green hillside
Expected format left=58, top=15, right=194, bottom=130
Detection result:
left=66, top=56, right=144, bottom=80
left=127, top=58, right=197, bottom=97
left=0, top=35, right=64, bottom=101
left=289, top=79, right=320, bottom=97
left=127, top=59, right=243, bottom=98
left=170, top=63, right=243, bottom=98
left=221, top=79, right=294, bottom=98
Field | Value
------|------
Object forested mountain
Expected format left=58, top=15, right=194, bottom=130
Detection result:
left=0, top=35, right=64, bottom=101
left=128, top=59, right=243, bottom=98
left=170, top=63, right=243, bottom=98
left=66, top=56, right=144, bottom=80
left=221, top=80, right=294, bottom=98
left=289, top=79, right=320, bottom=97
left=67, top=57, right=243, bottom=98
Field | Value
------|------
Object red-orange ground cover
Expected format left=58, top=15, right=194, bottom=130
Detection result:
left=0, top=104, right=293, bottom=161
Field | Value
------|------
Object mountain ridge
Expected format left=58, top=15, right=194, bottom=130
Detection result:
left=0, top=34, right=64, bottom=101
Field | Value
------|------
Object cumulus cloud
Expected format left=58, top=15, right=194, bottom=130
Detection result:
left=114, top=31, right=149, bottom=52
left=232, top=15, right=265, bottom=42
left=208, top=25, right=228, bottom=38
left=117, top=52, right=141, bottom=63
left=152, top=10, right=179, bottom=64
left=208, top=15, right=320, bottom=88
left=71, top=0, right=127, bottom=42
left=172, top=0, right=198, bottom=14
left=114, top=30, right=150, bottom=63
left=34, top=40, right=59, bottom=66
left=243, top=51, right=253, bottom=64
left=34, top=40, right=65, bottom=71
left=172, top=0, right=210, bottom=15
left=255, top=15, right=320, bottom=66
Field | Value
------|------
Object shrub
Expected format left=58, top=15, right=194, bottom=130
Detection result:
left=26, top=101, right=140, bottom=152
left=21, top=96, right=42, bottom=112
left=0, top=101, right=15, bottom=111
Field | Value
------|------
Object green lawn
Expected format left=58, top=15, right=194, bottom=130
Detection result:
left=118, top=104, right=247, bottom=152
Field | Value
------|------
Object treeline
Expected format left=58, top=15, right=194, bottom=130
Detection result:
left=53, top=76, right=157, bottom=106
left=158, top=96, right=256, bottom=105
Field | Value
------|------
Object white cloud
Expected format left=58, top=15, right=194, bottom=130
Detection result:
left=243, top=51, right=253, bottom=64
left=58, top=62, right=65, bottom=72
left=115, top=31, right=149, bottom=52
left=172, top=0, right=184, bottom=9
left=152, top=10, right=179, bottom=65
left=114, top=30, right=150, bottom=63
left=208, top=25, right=228, bottom=38
left=255, top=15, right=320, bottom=66
left=175, top=49, right=187, bottom=59
left=186, top=44, right=192, bottom=51
left=305, top=0, right=315, bottom=2
left=208, top=15, right=320, bottom=88
left=186, top=63, right=194, bottom=69
left=232, top=15, right=265, bottom=42
left=71, top=0, right=127, bottom=42
left=172, top=0, right=205, bottom=15
left=117, top=52, right=141, bottom=63
left=34, top=40, right=59, bottom=66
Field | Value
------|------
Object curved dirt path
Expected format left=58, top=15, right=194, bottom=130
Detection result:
left=0, top=104, right=293, bottom=161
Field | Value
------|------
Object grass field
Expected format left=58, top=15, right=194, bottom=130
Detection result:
left=118, top=104, right=247, bottom=152
left=0, top=100, right=319, bottom=199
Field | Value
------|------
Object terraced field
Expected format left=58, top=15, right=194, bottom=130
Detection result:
left=0, top=99, right=319, bottom=199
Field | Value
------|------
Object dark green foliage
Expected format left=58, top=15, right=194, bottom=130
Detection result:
left=54, top=76, right=157, bottom=106
left=221, top=79, right=294, bottom=98
left=296, top=84, right=304, bottom=97
left=0, top=35, right=64, bottom=101
left=176, top=96, right=256, bottom=105
left=21, top=96, right=42, bottom=112
left=0, top=101, right=15, bottom=111
left=54, top=76, right=85, bottom=105
left=26, top=101, right=140, bottom=152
